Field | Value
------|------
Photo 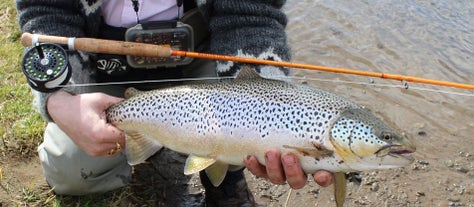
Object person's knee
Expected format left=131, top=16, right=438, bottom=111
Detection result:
left=44, top=164, right=131, bottom=195
left=46, top=175, right=92, bottom=195
left=39, top=123, right=132, bottom=195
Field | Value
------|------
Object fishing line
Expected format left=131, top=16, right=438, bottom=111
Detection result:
left=276, top=76, right=474, bottom=97
left=59, top=76, right=235, bottom=88
left=58, top=75, right=474, bottom=97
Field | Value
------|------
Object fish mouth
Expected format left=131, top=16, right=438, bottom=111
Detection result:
left=375, top=145, right=415, bottom=161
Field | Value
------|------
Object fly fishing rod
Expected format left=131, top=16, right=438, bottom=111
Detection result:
left=21, top=32, right=474, bottom=91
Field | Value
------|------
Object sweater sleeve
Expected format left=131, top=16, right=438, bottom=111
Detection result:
left=197, top=0, right=291, bottom=77
left=16, top=0, right=98, bottom=122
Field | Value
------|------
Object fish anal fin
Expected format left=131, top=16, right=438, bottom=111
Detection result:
left=283, top=143, right=333, bottom=159
left=235, top=66, right=261, bottom=81
left=334, top=172, right=347, bottom=207
left=205, top=162, right=229, bottom=187
left=125, top=130, right=162, bottom=165
left=184, top=155, right=217, bottom=175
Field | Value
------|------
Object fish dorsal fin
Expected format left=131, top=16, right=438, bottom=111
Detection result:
left=235, top=66, right=262, bottom=81
left=334, top=172, right=347, bottom=207
left=205, top=162, right=229, bottom=187
left=125, top=130, right=163, bottom=165
left=184, top=155, right=217, bottom=175
left=124, top=87, right=143, bottom=99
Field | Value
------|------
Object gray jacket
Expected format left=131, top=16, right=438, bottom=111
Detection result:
left=16, top=0, right=291, bottom=121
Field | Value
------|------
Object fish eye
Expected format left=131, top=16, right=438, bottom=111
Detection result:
left=382, top=132, right=392, bottom=141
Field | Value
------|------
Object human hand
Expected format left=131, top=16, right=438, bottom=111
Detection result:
left=47, top=90, right=125, bottom=157
left=244, top=148, right=334, bottom=189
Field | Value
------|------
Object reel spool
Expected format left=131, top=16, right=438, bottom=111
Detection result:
left=22, top=43, right=71, bottom=92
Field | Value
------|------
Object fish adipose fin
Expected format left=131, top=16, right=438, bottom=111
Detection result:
left=125, top=130, right=163, bottom=165
left=334, top=172, right=347, bottom=207
left=235, top=66, right=261, bottom=81
left=283, top=143, right=334, bottom=159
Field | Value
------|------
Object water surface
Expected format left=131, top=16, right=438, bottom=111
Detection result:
left=272, top=0, right=474, bottom=205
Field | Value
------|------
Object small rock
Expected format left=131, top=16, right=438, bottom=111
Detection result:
left=458, top=151, right=470, bottom=157
left=416, top=160, right=429, bottom=165
left=416, top=191, right=425, bottom=197
left=448, top=197, right=460, bottom=202
left=456, top=166, right=469, bottom=174
left=414, top=122, right=426, bottom=128
left=445, top=160, right=455, bottom=168
left=370, top=182, right=379, bottom=192
left=417, top=131, right=427, bottom=136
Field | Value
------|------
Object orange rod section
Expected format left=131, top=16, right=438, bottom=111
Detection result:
left=173, top=51, right=474, bottom=90
left=20, top=33, right=473, bottom=90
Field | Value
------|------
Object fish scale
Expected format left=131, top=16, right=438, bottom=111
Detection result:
left=106, top=67, right=415, bottom=207
left=111, top=80, right=348, bottom=159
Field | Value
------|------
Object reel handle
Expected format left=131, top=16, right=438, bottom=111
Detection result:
left=21, top=32, right=173, bottom=58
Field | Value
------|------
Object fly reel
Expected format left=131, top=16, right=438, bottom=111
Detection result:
left=22, top=43, right=71, bottom=92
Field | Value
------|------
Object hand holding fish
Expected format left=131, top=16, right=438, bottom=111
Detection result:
left=244, top=149, right=334, bottom=189
left=107, top=68, right=415, bottom=206
left=47, top=91, right=126, bottom=157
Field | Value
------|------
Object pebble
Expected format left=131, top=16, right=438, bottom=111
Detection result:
left=445, top=160, right=455, bottom=168
left=370, top=182, right=379, bottom=192
left=414, top=122, right=426, bottom=128
left=448, top=197, right=460, bottom=202
left=417, top=131, right=427, bottom=136
left=456, top=166, right=469, bottom=174
left=416, top=160, right=430, bottom=165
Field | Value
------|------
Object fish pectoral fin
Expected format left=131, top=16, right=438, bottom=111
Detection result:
left=283, top=143, right=333, bottom=159
left=205, top=162, right=229, bottom=187
left=184, top=155, right=217, bottom=175
left=125, top=130, right=163, bottom=165
left=334, top=172, right=347, bottom=207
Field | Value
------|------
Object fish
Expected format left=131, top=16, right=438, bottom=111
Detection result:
left=106, top=67, right=416, bottom=207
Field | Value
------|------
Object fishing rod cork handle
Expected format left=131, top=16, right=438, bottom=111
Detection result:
left=21, top=32, right=172, bottom=58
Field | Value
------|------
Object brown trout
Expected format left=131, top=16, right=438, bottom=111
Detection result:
left=106, top=67, right=416, bottom=206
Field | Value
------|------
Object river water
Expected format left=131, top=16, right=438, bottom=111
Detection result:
left=258, top=0, right=474, bottom=206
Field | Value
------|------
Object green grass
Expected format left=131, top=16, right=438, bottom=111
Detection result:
left=0, top=1, right=45, bottom=157
left=0, top=1, right=134, bottom=206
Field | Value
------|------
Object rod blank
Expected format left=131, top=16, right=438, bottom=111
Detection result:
left=21, top=33, right=474, bottom=90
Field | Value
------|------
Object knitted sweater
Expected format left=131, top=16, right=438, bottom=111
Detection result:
left=16, top=0, right=291, bottom=121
